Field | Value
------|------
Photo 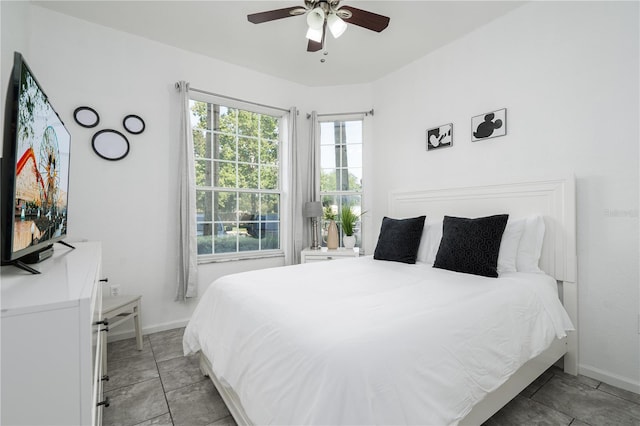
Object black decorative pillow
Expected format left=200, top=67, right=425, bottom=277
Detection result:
left=433, top=214, right=509, bottom=278
left=374, top=216, right=426, bottom=264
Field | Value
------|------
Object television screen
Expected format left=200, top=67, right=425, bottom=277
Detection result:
left=1, top=52, right=70, bottom=263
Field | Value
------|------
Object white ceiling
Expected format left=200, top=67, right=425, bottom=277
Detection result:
left=33, top=1, right=525, bottom=87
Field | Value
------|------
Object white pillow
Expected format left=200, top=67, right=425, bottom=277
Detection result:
left=417, top=220, right=443, bottom=264
left=516, top=215, right=545, bottom=273
left=497, top=218, right=526, bottom=274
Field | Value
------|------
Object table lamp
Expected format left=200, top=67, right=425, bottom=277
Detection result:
left=303, top=201, right=323, bottom=250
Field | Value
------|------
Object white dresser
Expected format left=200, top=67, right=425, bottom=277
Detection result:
left=1, top=242, right=106, bottom=426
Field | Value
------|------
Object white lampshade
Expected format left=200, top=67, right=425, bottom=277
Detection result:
left=303, top=201, right=323, bottom=218
left=327, top=13, right=347, bottom=38
left=306, top=7, right=325, bottom=30
left=305, top=26, right=323, bottom=42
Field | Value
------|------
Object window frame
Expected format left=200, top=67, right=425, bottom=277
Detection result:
left=190, top=92, right=287, bottom=263
left=318, top=114, right=366, bottom=250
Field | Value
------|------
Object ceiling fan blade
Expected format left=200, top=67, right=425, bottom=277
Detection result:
left=248, top=7, right=306, bottom=24
left=339, top=6, right=390, bottom=32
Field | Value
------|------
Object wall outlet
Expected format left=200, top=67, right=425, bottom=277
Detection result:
left=110, top=284, right=121, bottom=297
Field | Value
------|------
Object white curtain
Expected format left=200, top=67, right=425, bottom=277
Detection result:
left=176, top=81, right=198, bottom=300
left=286, top=109, right=320, bottom=264
left=286, top=107, right=302, bottom=265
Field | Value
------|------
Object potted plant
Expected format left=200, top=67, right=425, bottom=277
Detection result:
left=340, top=205, right=365, bottom=249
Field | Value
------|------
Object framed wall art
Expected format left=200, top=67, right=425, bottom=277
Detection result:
left=73, top=106, right=100, bottom=128
left=471, top=108, right=506, bottom=142
left=426, top=123, right=453, bottom=151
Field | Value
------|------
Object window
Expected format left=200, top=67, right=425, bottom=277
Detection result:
left=319, top=118, right=364, bottom=246
left=190, top=100, right=282, bottom=258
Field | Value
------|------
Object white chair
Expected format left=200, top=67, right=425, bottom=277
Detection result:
left=101, top=295, right=143, bottom=374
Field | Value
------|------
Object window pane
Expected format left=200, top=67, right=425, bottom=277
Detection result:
left=260, top=222, right=279, bottom=249
left=321, top=169, right=339, bottom=192
left=214, top=231, right=236, bottom=254
left=238, top=192, right=259, bottom=219
left=320, top=145, right=336, bottom=168
left=197, top=232, right=213, bottom=255
left=238, top=110, right=259, bottom=137
left=190, top=101, right=210, bottom=130
left=196, top=160, right=212, bottom=187
left=261, top=115, right=279, bottom=139
left=193, top=129, right=211, bottom=159
left=262, top=194, right=279, bottom=216
left=320, top=122, right=338, bottom=145
left=215, top=191, right=236, bottom=221
left=260, top=139, right=278, bottom=165
left=196, top=190, right=212, bottom=221
left=219, top=108, right=237, bottom=134
left=340, top=167, right=362, bottom=191
left=344, top=121, right=363, bottom=143
left=346, top=144, right=362, bottom=168
left=214, top=133, right=236, bottom=161
left=238, top=136, right=258, bottom=163
left=260, top=165, right=278, bottom=190
left=213, top=161, right=237, bottom=188
left=238, top=163, right=258, bottom=189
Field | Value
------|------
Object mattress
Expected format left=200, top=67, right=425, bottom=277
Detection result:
left=183, top=256, right=574, bottom=425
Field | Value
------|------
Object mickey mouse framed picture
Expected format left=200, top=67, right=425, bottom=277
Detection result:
left=426, top=123, right=453, bottom=151
left=471, top=108, right=506, bottom=142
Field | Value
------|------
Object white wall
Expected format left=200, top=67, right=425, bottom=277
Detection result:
left=15, top=6, right=315, bottom=334
left=371, top=2, right=639, bottom=392
left=0, top=1, right=30, bottom=144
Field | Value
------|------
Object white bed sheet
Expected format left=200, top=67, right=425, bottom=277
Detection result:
left=184, top=256, right=574, bottom=425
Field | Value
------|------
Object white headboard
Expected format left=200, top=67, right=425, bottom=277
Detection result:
left=388, top=176, right=578, bottom=374
left=389, top=177, right=576, bottom=282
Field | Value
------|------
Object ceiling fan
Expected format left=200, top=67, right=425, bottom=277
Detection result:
left=247, top=0, right=390, bottom=52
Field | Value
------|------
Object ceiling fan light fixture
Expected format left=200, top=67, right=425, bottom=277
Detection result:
left=306, top=7, right=325, bottom=29
left=327, top=13, right=347, bottom=38
left=306, top=26, right=323, bottom=42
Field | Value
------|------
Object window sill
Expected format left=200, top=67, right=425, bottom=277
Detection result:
left=197, top=250, right=285, bottom=264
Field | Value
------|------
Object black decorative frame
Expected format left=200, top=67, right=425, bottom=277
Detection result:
left=471, top=108, right=507, bottom=142
left=92, top=129, right=130, bottom=161
left=426, top=123, right=453, bottom=151
left=123, top=114, right=145, bottom=134
left=73, top=106, right=100, bottom=128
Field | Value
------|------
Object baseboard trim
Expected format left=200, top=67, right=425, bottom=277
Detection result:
left=106, top=318, right=190, bottom=343
left=579, top=363, right=640, bottom=394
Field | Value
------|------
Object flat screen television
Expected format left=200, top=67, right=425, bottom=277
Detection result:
left=1, top=52, right=72, bottom=273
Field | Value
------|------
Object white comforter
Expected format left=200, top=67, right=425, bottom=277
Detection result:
left=184, top=257, right=574, bottom=425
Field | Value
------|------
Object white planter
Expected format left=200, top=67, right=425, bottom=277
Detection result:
left=343, top=235, right=356, bottom=249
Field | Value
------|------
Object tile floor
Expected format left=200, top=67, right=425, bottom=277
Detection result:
left=103, top=328, right=640, bottom=426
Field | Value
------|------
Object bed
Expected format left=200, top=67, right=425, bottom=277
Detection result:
left=184, top=177, right=578, bottom=425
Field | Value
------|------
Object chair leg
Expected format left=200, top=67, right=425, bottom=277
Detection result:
left=133, top=303, right=143, bottom=351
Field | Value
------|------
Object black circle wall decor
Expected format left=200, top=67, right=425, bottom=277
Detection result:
left=92, top=129, right=130, bottom=161
left=73, top=106, right=100, bottom=128
left=123, top=114, right=145, bottom=134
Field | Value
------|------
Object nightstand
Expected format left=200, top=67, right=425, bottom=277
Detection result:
left=301, top=247, right=360, bottom=263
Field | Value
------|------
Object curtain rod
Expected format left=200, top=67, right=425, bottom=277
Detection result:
left=175, top=83, right=293, bottom=114
left=306, top=109, right=374, bottom=119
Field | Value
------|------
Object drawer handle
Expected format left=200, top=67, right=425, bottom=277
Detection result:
left=327, top=256, right=333, bottom=260
left=100, top=326, right=109, bottom=332
left=99, top=278, right=109, bottom=283
left=101, top=375, right=110, bottom=382
left=95, top=319, right=109, bottom=326
left=97, top=397, right=110, bottom=408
